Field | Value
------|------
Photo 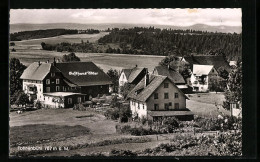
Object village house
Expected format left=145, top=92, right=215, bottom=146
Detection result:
left=183, top=55, right=231, bottom=73
left=127, top=73, right=194, bottom=121
left=152, top=65, right=192, bottom=94
left=118, top=65, right=148, bottom=92
left=190, top=64, right=219, bottom=92
left=20, top=60, right=112, bottom=108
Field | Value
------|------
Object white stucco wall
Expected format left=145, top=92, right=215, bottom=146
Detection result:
left=130, top=100, right=147, bottom=118
left=146, top=79, right=186, bottom=110
left=190, top=74, right=209, bottom=92
left=42, top=95, right=64, bottom=108
left=23, top=80, right=44, bottom=101
left=119, top=72, right=128, bottom=87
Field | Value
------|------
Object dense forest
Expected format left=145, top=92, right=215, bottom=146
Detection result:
left=10, top=29, right=78, bottom=41
left=98, top=27, right=242, bottom=60
left=10, top=28, right=101, bottom=41
left=40, top=27, right=241, bottom=61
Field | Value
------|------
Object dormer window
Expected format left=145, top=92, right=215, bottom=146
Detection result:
left=164, top=83, right=169, bottom=88
left=51, top=73, right=55, bottom=77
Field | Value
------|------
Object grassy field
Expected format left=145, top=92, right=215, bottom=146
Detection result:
left=9, top=32, right=165, bottom=72
left=186, top=92, right=230, bottom=117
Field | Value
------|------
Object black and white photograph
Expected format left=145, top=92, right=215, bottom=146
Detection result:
left=9, top=8, right=243, bottom=157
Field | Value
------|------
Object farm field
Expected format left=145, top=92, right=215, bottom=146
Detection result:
left=9, top=33, right=165, bottom=72
left=9, top=93, right=228, bottom=157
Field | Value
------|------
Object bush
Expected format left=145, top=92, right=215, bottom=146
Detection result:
left=73, top=103, right=86, bottom=111
left=35, top=100, right=42, bottom=109
left=104, top=108, right=120, bottom=120
left=110, top=149, right=137, bottom=156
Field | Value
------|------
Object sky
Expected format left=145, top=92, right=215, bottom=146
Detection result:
left=10, top=9, right=242, bottom=26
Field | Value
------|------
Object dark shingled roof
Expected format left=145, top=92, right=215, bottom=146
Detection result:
left=121, top=67, right=147, bottom=83
left=127, top=75, right=188, bottom=102
left=184, top=55, right=231, bottom=73
left=154, top=66, right=185, bottom=84
left=21, top=61, right=112, bottom=86
left=55, top=62, right=112, bottom=86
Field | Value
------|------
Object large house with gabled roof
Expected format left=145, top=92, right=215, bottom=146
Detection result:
left=127, top=73, right=194, bottom=121
left=20, top=60, right=112, bottom=108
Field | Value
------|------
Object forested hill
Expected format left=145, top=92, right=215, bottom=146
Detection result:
left=9, top=29, right=100, bottom=41
left=98, top=27, right=242, bottom=61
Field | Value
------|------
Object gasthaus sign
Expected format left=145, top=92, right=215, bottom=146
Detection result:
left=69, top=71, right=98, bottom=76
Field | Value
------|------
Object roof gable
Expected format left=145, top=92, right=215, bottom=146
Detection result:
left=184, top=55, right=231, bottom=73
left=121, top=67, right=147, bottom=83
left=20, top=62, right=51, bottom=80
left=127, top=75, right=188, bottom=102
left=154, top=66, right=185, bottom=84
left=193, top=64, right=214, bottom=76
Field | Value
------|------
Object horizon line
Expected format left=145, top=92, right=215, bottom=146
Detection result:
left=10, top=22, right=242, bottom=27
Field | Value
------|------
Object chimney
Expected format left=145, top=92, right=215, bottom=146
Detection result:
left=38, top=61, right=41, bottom=66
left=135, top=64, right=138, bottom=67
left=46, top=60, right=49, bottom=63
left=53, top=57, right=56, bottom=66
left=144, top=69, right=149, bottom=87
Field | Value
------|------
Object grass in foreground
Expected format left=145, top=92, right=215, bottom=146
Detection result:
left=9, top=124, right=90, bottom=147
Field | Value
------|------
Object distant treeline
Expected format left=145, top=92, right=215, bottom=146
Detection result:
left=10, top=28, right=100, bottom=41
left=10, top=29, right=78, bottom=41
left=78, top=29, right=100, bottom=34
left=98, top=27, right=241, bottom=60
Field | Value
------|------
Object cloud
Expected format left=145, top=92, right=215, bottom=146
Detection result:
left=10, top=9, right=242, bottom=26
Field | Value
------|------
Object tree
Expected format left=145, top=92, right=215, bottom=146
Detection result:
left=10, top=42, right=15, bottom=46
left=120, top=83, right=135, bottom=99
left=61, top=52, right=81, bottom=62
left=223, top=60, right=242, bottom=110
left=107, top=69, right=119, bottom=92
left=10, top=58, right=26, bottom=96
left=218, top=66, right=229, bottom=80
left=119, top=105, right=132, bottom=122
left=15, top=92, right=29, bottom=107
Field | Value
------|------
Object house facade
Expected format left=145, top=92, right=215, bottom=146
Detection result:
left=127, top=74, right=194, bottom=121
left=118, top=65, right=148, bottom=93
left=190, top=64, right=219, bottom=92
left=20, top=61, right=112, bottom=108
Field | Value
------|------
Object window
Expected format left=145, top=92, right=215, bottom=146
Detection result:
left=154, top=104, right=159, bottom=110
left=77, top=97, right=82, bottom=103
left=175, top=93, right=179, bottom=98
left=154, top=93, right=158, bottom=99
left=46, top=87, right=50, bottom=92
left=46, top=79, right=50, bottom=85
left=164, top=93, right=169, bottom=99
left=56, top=86, right=60, bottom=92
left=165, top=103, right=169, bottom=110
left=68, top=98, right=72, bottom=104
left=164, top=83, right=169, bottom=88
left=175, top=103, right=179, bottom=109
left=138, top=103, right=140, bottom=109
left=56, top=79, right=60, bottom=84
left=143, top=104, right=145, bottom=109
left=51, top=73, right=55, bottom=77
left=169, top=102, right=172, bottom=106
left=63, top=86, right=66, bottom=92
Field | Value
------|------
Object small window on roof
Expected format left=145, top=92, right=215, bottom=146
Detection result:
left=164, top=83, right=169, bottom=88
left=51, top=73, right=55, bottom=77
